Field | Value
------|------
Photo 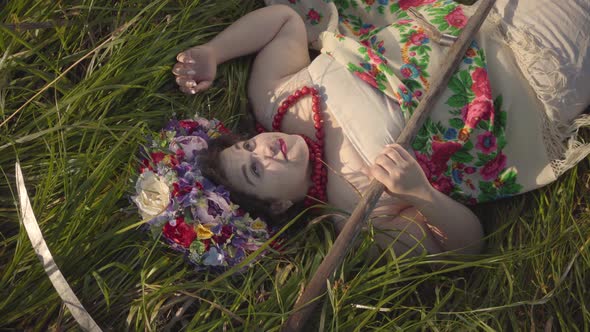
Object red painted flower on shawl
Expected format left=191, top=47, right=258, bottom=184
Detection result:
left=410, top=32, right=429, bottom=46
left=363, top=0, right=376, bottom=5
left=432, top=176, right=454, bottom=194
left=476, top=132, right=497, bottom=154
left=398, top=0, right=436, bottom=10
left=354, top=71, right=379, bottom=89
left=445, top=6, right=467, bottom=28
left=415, top=141, right=462, bottom=179
left=480, top=153, right=507, bottom=180
left=471, top=68, right=492, bottom=99
left=366, top=48, right=386, bottom=65
left=163, top=217, right=197, bottom=248
left=306, top=8, right=322, bottom=25
left=401, top=63, right=420, bottom=79
left=462, top=99, right=493, bottom=128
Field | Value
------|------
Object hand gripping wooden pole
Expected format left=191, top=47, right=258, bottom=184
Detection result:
left=282, top=1, right=497, bottom=330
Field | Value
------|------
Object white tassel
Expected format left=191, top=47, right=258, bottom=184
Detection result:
left=552, top=114, right=590, bottom=177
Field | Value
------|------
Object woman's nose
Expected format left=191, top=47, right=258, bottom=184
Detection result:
left=258, top=142, right=277, bottom=158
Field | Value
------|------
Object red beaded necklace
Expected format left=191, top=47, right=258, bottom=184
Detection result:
left=255, top=85, right=327, bottom=207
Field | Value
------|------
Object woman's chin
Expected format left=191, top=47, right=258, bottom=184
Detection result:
left=288, top=135, right=309, bottom=163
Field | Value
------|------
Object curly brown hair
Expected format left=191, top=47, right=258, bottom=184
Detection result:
left=198, top=134, right=305, bottom=225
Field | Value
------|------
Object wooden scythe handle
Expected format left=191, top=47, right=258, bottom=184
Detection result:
left=282, top=0, right=497, bottom=330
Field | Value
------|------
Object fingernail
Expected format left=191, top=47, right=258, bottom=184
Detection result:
left=189, top=89, right=196, bottom=94
left=187, top=70, right=196, bottom=75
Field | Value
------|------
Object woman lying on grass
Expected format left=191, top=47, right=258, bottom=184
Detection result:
left=170, top=0, right=590, bottom=259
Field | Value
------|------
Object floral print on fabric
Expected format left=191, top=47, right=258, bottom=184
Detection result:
left=273, top=0, right=524, bottom=203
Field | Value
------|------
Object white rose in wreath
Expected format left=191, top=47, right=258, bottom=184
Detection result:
left=132, top=170, right=171, bottom=221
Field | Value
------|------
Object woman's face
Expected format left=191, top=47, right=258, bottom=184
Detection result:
left=219, top=132, right=311, bottom=202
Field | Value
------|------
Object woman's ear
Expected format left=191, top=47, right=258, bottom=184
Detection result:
left=269, top=199, right=293, bottom=215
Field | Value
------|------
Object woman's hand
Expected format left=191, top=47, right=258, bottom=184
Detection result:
left=172, top=45, right=217, bottom=94
left=364, top=144, right=433, bottom=201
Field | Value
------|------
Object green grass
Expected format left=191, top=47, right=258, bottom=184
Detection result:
left=1, top=0, right=588, bottom=330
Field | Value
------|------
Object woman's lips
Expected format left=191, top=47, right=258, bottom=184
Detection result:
left=278, top=138, right=288, bottom=161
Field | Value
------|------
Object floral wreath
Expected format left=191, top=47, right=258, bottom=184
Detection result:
left=132, top=115, right=272, bottom=270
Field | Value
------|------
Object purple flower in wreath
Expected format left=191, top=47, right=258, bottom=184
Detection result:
left=476, top=132, right=497, bottom=153
left=400, top=63, right=420, bottom=79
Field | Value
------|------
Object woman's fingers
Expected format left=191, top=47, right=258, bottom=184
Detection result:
left=388, top=144, right=413, bottom=161
left=194, top=80, right=212, bottom=92
left=176, top=76, right=197, bottom=89
left=176, top=51, right=195, bottom=64
left=375, top=153, right=397, bottom=171
left=179, top=86, right=197, bottom=95
left=172, top=62, right=197, bottom=76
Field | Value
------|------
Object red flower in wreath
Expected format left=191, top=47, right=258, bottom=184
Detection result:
left=179, top=120, right=199, bottom=132
left=163, top=217, right=196, bottom=248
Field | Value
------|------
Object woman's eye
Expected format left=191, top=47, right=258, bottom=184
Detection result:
left=250, top=162, right=260, bottom=177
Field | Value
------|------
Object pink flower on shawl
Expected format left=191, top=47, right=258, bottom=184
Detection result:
left=354, top=71, right=378, bottom=89
left=396, top=19, right=413, bottom=25
left=288, top=0, right=297, bottom=3
left=445, top=6, right=467, bottom=28
left=431, top=140, right=463, bottom=173
left=480, top=153, right=507, bottom=180
left=471, top=68, right=492, bottom=99
left=410, top=32, right=428, bottom=45
left=415, top=141, right=463, bottom=179
left=306, top=9, right=322, bottom=24
left=432, top=176, right=454, bottom=194
left=366, top=48, right=386, bottom=65
left=398, top=0, right=436, bottom=10
left=476, top=132, right=497, bottom=154
left=462, top=99, right=493, bottom=128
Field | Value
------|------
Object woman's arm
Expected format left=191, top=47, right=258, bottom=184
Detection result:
left=173, top=4, right=310, bottom=112
left=366, top=144, right=484, bottom=255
